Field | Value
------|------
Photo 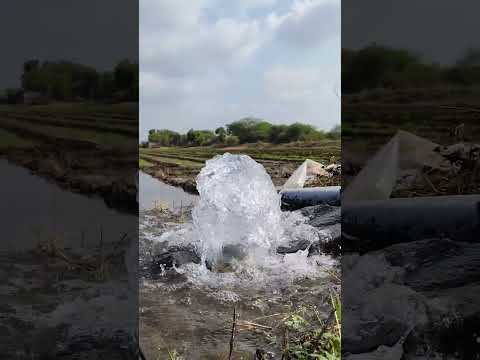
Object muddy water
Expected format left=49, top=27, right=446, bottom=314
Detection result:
left=140, top=271, right=337, bottom=359
left=139, top=171, right=197, bottom=210
left=0, top=158, right=136, bottom=252
left=139, top=210, right=339, bottom=359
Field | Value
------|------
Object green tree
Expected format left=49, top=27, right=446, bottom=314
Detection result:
left=187, top=129, right=196, bottom=144
left=254, top=121, right=272, bottom=142
left=148, top=129, right=182, bottom=146
left=225, top=135, right=240, bottom=146
left=215, top=127, right=226, bottom=142
left=114, top=59, right=138, bottom=100
left=326, top=124, right=341, bottom=140
left=285, top=123, right=317, bottom=142
left=269, top=124, right=289, bottom=143
left=457, top=49, right=480, bottom=67
left=342, top=44, right=419, bottom=93
left=226, top=117, right=266, bottom=143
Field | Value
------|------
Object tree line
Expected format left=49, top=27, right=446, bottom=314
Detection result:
left=343, top=44, right=480, bottom=93
left=13, top=59, right=138, bottom=102
left=146, top=118, right=340, bottom=147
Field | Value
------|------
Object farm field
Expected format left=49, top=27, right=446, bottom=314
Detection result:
left=139, top=140, right=341, bottom=192
left=0, top=102, right=137, bottom=149
left=0, top=102, right=138, bottom=212
left=343, top=87, right=480, bottom=152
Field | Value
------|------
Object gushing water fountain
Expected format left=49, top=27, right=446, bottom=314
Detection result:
left=192, top=153, right=285, bottom=267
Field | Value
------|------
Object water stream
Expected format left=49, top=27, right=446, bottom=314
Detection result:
left=0, top=158, right=136, bottom=252
left=139, top=171, right=197, bottom=210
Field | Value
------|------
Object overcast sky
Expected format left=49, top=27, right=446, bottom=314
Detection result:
left=0, top=1, right=137, bottom=90
left=140, top=0, right=341, bottom=139
left=343, top=0, right=480, bottom=65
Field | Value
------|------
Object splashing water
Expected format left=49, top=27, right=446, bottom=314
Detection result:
left=193, top=153, right=284, bottom=265
left=150, top=153, right=333, bottom=289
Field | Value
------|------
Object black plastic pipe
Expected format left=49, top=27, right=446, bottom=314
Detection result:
left=280, top=186, right=341, bottom=209
left=343, top=195, right=480, bottom=253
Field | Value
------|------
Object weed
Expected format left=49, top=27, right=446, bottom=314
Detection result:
left=282, top=293, right=341, bottom=360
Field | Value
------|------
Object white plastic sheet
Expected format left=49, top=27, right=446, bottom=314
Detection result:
left=282, top=159, right=329, bottom=190
left=343, top=130, right=451, bottom=202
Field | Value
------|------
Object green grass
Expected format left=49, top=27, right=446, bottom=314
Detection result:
left=139, top=158, right=154, bottom=170
left=0, top=110, right=137, bottom=134
left=166, top=349, right=183, bottom=360
left=0, top=116, right=135, bottom=147
left=0, top=128, right=34, bottom=149
left=0, top=103, right=137, bottom=149
left=140, top=140, right=341, bottom=166
left=283, top=293, right=341, bottom=360
left=140, top=153, right=204, bottom=169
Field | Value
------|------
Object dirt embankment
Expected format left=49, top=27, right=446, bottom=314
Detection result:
left=143, top=158, right=341, bottom=194
left=142, top=160, right=301, bottom=193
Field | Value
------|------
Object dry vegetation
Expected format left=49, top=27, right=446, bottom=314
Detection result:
left=343, top=87, right=480, bottom=194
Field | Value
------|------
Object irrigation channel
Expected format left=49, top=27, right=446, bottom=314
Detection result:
left=139, top=170, right=197, bottom=211
left=0, top=158, right=138, bottom=358
left=1, top=159, right=136, bottom=251
left=139, top=154, right=341, bottom=359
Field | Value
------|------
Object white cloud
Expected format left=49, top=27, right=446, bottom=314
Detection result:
left=140, top=2, right=268, bottom=77
left=268, top=0, right=340, bottom=47
left=140, top=72, right=195, bottom=101
left=264, top=65, right=320, bottom=101
left=262, top=64, right=339, bottom=129
left=140, top=0, right=208, bottom=29
left=240, top=0, right=278, bottom=10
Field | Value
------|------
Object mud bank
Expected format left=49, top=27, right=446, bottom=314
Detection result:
left=141, top=165, right=198, bottom=194
left=142, top=160, right=340, bottom=194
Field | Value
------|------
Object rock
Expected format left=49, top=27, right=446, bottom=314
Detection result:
left=182, top=179, right=197, bottom=194
left=300, top=204, right=340, bottom=228
left=151, top=246, right=201, bottom=273
left=222, top=244, right=247, bottom=261
left=343, top=281, right=427, bottom=354
left=342, top=238, right=480, bottom=358
left=297, top=205, right=341, bottom=256
left=308, top=223, right=341, bottom=256
left=277, top=240, right=311, bottom=254
left=382, top=238, right=480, bottom=292
left=344, top=342, right=404, bottom=360
left=402, top=284, right=480, bottom=359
